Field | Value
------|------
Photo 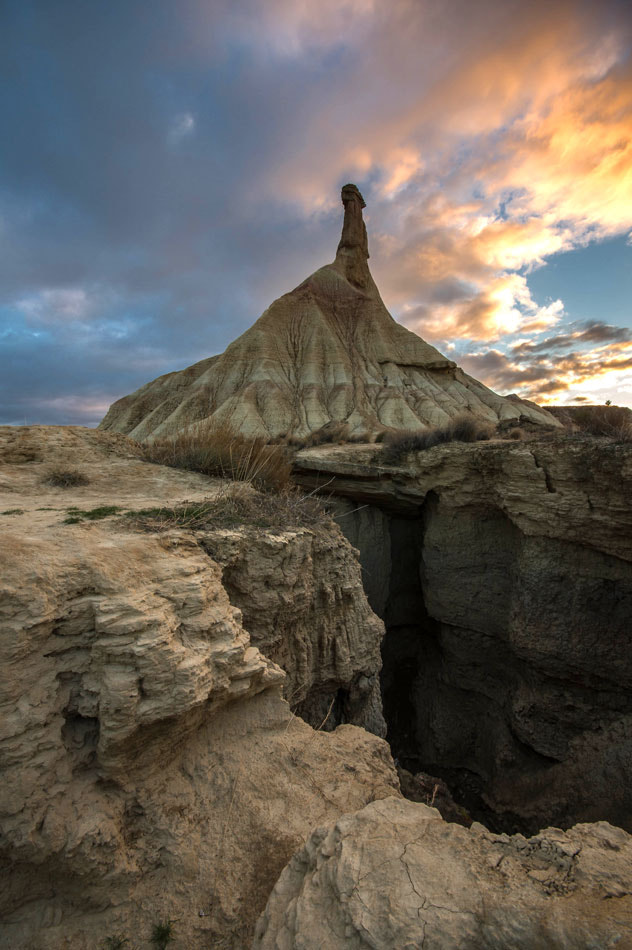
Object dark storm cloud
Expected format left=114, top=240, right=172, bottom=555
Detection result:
left=0, top=0, right=349, bottom=423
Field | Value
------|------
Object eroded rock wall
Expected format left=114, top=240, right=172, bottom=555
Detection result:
left=295, top=438, right=632, bottom=832
left=200, top=525, right=386, bottom=735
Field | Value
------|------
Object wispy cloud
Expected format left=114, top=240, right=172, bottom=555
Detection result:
left=168, top=112, right=196, bottom=146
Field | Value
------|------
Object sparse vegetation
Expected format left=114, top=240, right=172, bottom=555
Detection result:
left=63, top=505, right=121, bottom=524
left=43, top=469, right=90, bottom=488
left=380, top=414, right=492, bottom=464
left=150, top=919, right=174, bottom=949
left=101, top=936, right=130, bottom=950
left=562, top=405, right=632, bottom=440
left=1, top=508, right=24, bottom=515
left=127, top=483, right=328, bottom=532
left=142, top=420, right=292, bottom=492
left=289, top=421, right=351, bottom=448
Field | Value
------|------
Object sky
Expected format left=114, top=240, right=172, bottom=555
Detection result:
left=1, top=0, right=631, bottom=427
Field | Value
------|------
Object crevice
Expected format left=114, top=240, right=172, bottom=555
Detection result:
left=531, top=452, right=556, bottom=493
left=332, top=489, right=632, bottom=836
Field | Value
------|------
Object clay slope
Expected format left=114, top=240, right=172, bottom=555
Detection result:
left=100, top=184, right=558, bottom=440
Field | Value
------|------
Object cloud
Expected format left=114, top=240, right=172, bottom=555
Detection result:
left=16, top=287, right=96, bottom=323
left=460, top=334, right=632, bottom=405
left=168, top=112, right=196, bottom=145
left=0, top=0, right=630, bottom=423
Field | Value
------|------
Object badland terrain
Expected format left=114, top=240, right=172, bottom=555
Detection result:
left=2, top=187, right=632, bottom=948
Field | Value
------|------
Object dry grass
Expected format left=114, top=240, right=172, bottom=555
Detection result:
left=142, top=420, right=292, bottom=492
left=126, top=482, right=329, bottom=532
left=43, top=469, right=90, bottom=488
left=380, top=414, right=491, bottom=464
left=288, top=421, right=351, bottom=449
left=549, top=405, right=632, bottom=441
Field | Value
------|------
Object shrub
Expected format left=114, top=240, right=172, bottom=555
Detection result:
left=289, top=421, right=351, bottom=449
left=547, top=405, right=632, bottom=441
left=44, top=469, right=90, bottom=488
left=101, top=937, right=130, bottom=950
left=150, top=920, right=174, bottom=950
left=570, top=405, right=632, bottom=440
left=143, top=420, right=292, bottom=493
left=380, top=414, right=490, bottom=464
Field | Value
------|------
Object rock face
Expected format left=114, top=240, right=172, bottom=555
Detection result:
left=99, top=185, right=557, bottom=440
left=0, top=426, right=397, bottom=949
left=200, top=525, right=385, bottom=736
left=255, top=797, right=632, bottom=949
left=294, top=437, right=632, bottom=834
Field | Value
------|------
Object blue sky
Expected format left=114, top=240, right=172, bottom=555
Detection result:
left=1, top=0, right=631, bottom=426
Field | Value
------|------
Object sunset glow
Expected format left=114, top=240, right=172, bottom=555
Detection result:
left=1, top=0, right=631, bottom=423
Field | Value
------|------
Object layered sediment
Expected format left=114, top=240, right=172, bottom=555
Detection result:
left=294, top=437, right=632, bottom=833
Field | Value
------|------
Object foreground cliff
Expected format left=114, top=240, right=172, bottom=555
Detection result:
left=0, top=426, right=396, bottom=948
left=295, top=435, right=632, bottom=834
left=99, top=184, right=557, bottom=441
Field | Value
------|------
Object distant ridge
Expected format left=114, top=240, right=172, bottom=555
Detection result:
left=100, top=184, right=558, bottom=439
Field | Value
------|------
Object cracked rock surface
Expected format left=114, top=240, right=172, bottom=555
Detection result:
left=254, top=797, right=632, bottom=949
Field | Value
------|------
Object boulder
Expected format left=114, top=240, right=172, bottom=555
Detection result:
left=255, top=797, right=632, bottom=949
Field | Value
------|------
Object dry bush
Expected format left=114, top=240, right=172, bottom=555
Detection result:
left=547, top=404, right=632, bottom=442
left=290, top=421, right=351, bottom=449
left=381, top=414, right=491, bottom=464
left=127, top=482, right=329, bottom=532
left=569, top=405, right=632, bottom=440
left=142, top=420, right=292, bottom=492
left=43, top=469, right=90, bottom=488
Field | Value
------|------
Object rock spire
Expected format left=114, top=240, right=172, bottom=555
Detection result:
left=335, top=183, right=370, bottom=289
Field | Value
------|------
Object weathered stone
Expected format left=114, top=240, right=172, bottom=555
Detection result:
left=254, top=797, right=632, bottom=949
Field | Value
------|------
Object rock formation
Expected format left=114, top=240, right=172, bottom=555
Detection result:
left=294, top=436, right=632, bottom=834
left=99, top=185, right=558, bottom=440
left=0, top=426, right=396, bottom=948
left=255, top=797, right=632, bottom=949
left=3, top=425, right=632, bottom=946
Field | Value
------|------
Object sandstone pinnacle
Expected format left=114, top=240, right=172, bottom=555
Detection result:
left=335, top=183, right=370, bottom=288
left=100, top=186, right=558, bottom=440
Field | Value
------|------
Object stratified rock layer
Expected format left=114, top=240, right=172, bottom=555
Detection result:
left=255, top=797, right=632, bottom=949
left=99, top=185, right=558, bottom=440
left=0, top=426, right=397, bottom=949
left=294, top=437, right=632, bottom=833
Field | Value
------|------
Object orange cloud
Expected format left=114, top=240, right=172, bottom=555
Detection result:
left=263, top=0, right=631, bottom=368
